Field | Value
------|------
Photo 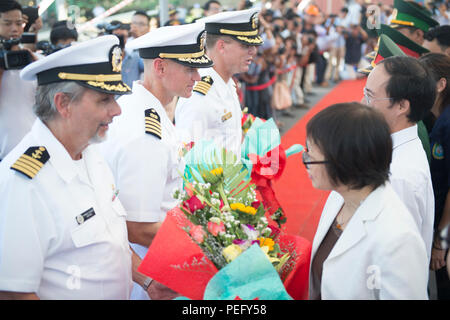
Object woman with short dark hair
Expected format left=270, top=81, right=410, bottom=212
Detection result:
left=306, top=102, right=429, bottom=299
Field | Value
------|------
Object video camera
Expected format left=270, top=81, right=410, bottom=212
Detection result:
left=0, top=38, right=33, bottom=70
left=36, top=40, right=69, bottom=56
left=96, top=21, right=126, bottom=49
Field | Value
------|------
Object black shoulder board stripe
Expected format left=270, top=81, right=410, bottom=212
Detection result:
left=11, top=146, right=50, bottom=179
left=145, top=108, right=162, bottom=139
left=193, top=75, right=214, bottom=96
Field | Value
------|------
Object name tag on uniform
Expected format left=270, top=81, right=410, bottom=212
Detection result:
left=76, top=207, right=96, bottom=225
left=221, top=111, right=232, bottom=122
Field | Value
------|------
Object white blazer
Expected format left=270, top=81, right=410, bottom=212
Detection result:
left=309, top=183, right=429, bottom=300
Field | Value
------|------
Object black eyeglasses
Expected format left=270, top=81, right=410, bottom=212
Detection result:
left=302, top=150, right=329, bottom=169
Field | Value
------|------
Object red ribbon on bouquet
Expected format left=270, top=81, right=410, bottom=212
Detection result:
left=248, top=145, right=288, bottom=225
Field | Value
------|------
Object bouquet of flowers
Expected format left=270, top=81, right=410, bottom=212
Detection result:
left=138, top=147, right=312, bottom=300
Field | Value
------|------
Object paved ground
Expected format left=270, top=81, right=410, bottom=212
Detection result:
left=274, top=81, right=339, bottom=136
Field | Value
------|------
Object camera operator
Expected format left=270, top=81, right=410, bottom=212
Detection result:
left=0, top=0, right=38, bottom=161
left=98, top=20, right=143, bottom=88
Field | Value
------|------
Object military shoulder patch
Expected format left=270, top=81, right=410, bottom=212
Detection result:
left=11, top=146, right=50, bottom=179
left=432, top=143, right=444, bottom=160
left=193, top=76, right=214, bottom=96
left=145, top=108, right=162, bottom=140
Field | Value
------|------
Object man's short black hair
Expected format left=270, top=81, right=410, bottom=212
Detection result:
left=424, top=25, right=450, bottom=49
left=306, top=102, right=392, bottom=190
left=379, top=56, right=436, bottom=123
left=203, top=0, right=221, bottom=11
left=50, top=22, right=78, bottom=45
left=133, top=10, right=150, bottom=22
left=0, top=0, right=22, bottom=15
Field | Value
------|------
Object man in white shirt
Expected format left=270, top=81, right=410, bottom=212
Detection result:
left=364, top=56, right=436, bottom=260
left=99, top=23, right=213, bottom=300
left=0, top=35, right=135, bottom=299
left=175, top=9, right=263, bottom=158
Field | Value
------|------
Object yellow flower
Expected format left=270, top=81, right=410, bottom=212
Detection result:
left=230, top=203, right=257, bottom=215
left=230, top=203, right=245, bottom=212
left=258, top=237, right=275, bottom=252
left=244, top=206, right=257, bottom=215
left=210, top=167, right=223, bottom=176
left=222, top=244, right=243, bottom=262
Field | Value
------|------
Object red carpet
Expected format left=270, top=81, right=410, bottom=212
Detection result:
left=275, top=79, right=367, bottom=242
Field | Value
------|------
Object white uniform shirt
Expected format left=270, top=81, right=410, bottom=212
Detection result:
left=0, top=119, right=133, bottom=299
left=175, top=67, right=243, bottom=158
left=389, top=125, right=435, bottom=260
left=0, top=69, right=37, bottom=159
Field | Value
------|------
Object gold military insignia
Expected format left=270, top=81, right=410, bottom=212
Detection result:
left=11, top=146, right=50, bottom=179
left=145, top=108, right=162, bottom=140
left=251, top=14, right=259, bottom=30
left=111, top=45, right=123, bottom=73
left=193, top=76, right=214, bottom=96
left=221, top=111, right=232, bottom=122
left=199, top=31, right=206, bottom=51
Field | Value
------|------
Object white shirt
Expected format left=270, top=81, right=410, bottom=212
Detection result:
left=99, top=81, right=185, bottom=299
left=310, top=183, right=428, bottom=300
left=389, top=125, right=434, bottom=260
left=101, top=81, right=184, bottom=224
left=0, top=69, right=37, bottom=159
left=0, top=119, right=133, bottom=299
left=175, top=67, right=243, bottom=158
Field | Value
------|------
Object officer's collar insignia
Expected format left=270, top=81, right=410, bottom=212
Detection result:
left=145, top=108, right=162, bottom=140
left=11, top=146, right=50, bottom=179
left=432, top=143, right=444, bottom=160
left=193, top=76, right=214, bottom=96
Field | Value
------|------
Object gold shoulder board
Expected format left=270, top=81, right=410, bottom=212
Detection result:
left=145, top=108, right=162, bottom=140
left=193, top=75, right=214, bottom=96
left=11, top=146, right=50, bottom=179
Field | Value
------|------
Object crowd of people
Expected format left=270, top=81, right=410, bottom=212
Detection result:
left=0, top=0, right=450, bottom=301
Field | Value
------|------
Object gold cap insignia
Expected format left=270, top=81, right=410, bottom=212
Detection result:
left=111, top=45, right=123, bottom=73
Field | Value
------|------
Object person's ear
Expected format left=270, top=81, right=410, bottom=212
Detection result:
left=153, top=58, right=166, bottom=76
left=445, top=47, right=450, bottom=57
left=414, top=28, right=425, bottom=45
left=437, top=77, right=447, bottom=94
left=53, top=92, right=72, bottom=118
left=397, top=99, right=411, bottom=118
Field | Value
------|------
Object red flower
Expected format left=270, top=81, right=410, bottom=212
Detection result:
left=184, top=195, right=204, bottom=213
left=251, top=201, right=261, bottom=209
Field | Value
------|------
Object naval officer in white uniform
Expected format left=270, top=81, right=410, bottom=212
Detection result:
left=175, top=9, right=263, bottom=158
left=0, top=35, right=134, bottom=299
left=100, top=23, right=213, bottom=300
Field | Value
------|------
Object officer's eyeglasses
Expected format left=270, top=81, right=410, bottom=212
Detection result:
left=439, top=224, right=450, bottom=250
left=302, top=150, right=329, bottom=169
left=363, top=87, right=394, bottom=106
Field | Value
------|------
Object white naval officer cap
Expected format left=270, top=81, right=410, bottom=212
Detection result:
left=126, top=22, right=213, bottom=68
left=196, top=8, right=263, bottom=46
left=20, top=35, right=131, bottom=95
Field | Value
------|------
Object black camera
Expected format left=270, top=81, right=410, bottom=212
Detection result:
left=36, top=40, right=69, bottom=56
left=0, top=38, right=33, bottom=70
